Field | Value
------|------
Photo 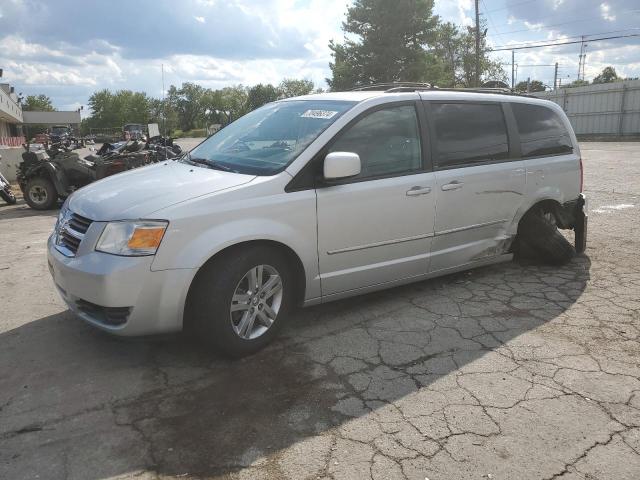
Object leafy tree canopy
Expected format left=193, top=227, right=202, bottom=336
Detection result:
left=327, top=0, right=506, bottom=90
left=515, top=79, right=546, bottom=93
left=22, top=94, right=55, bottom=111
left=593, top=66, right=620, bottom=84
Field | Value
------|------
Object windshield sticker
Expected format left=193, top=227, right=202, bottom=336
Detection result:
left=301, top=109, right=339, bottom=119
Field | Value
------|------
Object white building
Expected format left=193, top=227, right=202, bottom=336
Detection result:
left=0, top=83, right=24, bottom=147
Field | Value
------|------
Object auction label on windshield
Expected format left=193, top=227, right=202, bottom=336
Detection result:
left=301, top=110, right=339, bottom=119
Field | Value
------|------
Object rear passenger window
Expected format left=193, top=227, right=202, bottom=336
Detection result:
left=431, top=103, right=509, bottom=169
left=511, top=103, right=573, bottom=158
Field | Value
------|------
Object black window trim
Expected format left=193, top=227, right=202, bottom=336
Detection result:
left=423, top=100, right=520, bottom=172
left=285, top=100, right=432, bottom=192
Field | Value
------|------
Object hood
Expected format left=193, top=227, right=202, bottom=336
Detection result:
left=69, top=161, right=256, bottom=221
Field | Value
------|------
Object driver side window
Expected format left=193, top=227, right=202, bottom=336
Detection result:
left=329, top=104, right=423, bottom=180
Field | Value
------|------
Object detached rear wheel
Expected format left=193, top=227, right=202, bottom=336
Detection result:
left=517, top=207, right=575, bottom=265
left=25, top=177, right=57, bottom=210
left=187, top=246, right=293, bottom=357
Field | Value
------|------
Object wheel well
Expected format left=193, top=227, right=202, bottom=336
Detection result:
left=185, top=240, right=307, bottom=313
left=519, top=199, right=571, bottom=229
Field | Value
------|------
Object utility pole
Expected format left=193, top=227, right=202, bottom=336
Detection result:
left=511, top=50, right=515, bottom=90
left=475, top=0, right=481, bottom=87
left=553, top=62, right=558, bottom=90
left=161, top=63, right=166, bottom=139
left=526, top=77, right=531, bottom=93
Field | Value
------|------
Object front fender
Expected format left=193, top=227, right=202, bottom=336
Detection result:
left=150, top=186, right=320, bottom=300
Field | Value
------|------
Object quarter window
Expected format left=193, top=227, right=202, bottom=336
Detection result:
left=511, top=103, right=573, bottom=158
left=329, top=105, right=422, bottom=179
left=432, top=103, right=509, bottom=168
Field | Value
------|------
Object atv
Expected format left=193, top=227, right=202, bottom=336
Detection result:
left=17, top=141, right=152, bottom=210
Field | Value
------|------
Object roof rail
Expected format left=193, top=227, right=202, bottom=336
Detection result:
left=350, top=82, right=433, bottom=92
left=347, top=83, right=539, bottom=98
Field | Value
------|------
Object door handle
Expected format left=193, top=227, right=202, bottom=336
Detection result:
left=441, top=181, right=463, bottom=191
left=406, top=186, right=431, bottom=196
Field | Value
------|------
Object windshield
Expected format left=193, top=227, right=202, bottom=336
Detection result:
left=51, top=127, right=68, bottom=135
left=124, top=124, right=143, bottom=132
left=186, top=100, right=356, bottom=175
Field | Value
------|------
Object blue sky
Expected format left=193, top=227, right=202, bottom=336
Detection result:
left=0, top=0, right=638, bottom=113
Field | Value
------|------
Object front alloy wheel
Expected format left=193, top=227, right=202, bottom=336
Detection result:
left=230, top=265, right=283, bottom=340
left=187, top=246, right=293, bottom=357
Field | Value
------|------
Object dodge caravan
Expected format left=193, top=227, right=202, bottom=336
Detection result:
left=48, top=87, right=587, bottom=356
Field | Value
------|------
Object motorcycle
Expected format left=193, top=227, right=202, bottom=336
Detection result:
left=145, top=136, right=183, bottom=162
left=0, top=153, right=17, bottom=205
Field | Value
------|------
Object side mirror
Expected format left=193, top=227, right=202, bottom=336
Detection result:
left=323, top=152, right=361, bottom=180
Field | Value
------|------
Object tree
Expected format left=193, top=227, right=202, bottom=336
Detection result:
left=22, top=94, right=55, bottom=111
left=326, top=1, right=505, bottom=90
left=247, top=84, right=279, bottom=110
left=168, top=83, right=208, bottom=131
left=327, top=0, right=440, bottom=90
left=218, top=85, right=249, bottom=123
left=515, top=80, right=546, bottom=93
left=278, top=79, right=314, bottom=98
left=86, top=89, right=151, bottom=129
left=593, top=66, right=620, bottom=84
left=566, top=79, right=589, bottom=88
left=432, top=21, right=506, bottom=87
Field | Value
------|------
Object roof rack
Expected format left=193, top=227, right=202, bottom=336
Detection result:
left=350, top=82, right=433, bottom=92
left=348, top=83, right=539, bottom=98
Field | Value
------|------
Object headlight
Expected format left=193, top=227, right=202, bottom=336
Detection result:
left=96, top=220, right=168, bottom=256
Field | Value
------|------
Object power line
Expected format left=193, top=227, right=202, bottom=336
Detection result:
left=492, top=33, right=640, bottom=51
left=487, top=9, right=640, bottom=37
left=480, top=0, right=506, bottom=44
left=489, top=28, right=640, bottom=47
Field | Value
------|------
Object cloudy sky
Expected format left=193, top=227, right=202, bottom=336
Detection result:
left=0, top=0, right=638, bottom=113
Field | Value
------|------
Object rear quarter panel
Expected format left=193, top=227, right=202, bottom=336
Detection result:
left=510, top=99, right=581, bottom=231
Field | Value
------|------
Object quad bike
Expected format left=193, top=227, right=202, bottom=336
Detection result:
left=0, top=154, right=17, bottom=205
left=17, top=141, right=152, bottom=210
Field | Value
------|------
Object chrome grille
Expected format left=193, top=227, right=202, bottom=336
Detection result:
left=55, top=210, right=93, bottom=257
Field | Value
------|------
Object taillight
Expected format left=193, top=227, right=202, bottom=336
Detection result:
left=579, top=157, right=584, bottom=192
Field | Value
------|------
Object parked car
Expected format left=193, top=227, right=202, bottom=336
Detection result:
left=47, top=87, right=587, bottom=357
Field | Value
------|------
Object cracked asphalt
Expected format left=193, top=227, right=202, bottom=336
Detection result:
left=1, top=142, right=639, bottom=480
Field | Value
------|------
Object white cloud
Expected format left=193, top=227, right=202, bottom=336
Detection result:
left=600, top=3, right=616, bottom=21
left=552, top=0, right=565, bottom=9
left=194, top=15, right=205, bottom=23
left=524, top=21, right=544, bottom=31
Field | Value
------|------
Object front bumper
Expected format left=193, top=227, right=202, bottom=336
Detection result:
left=47, top=235, right=195, bottom=336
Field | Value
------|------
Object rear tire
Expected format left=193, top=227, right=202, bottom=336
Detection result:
left=517, top=208, right=575, bottom=265
left=0, top=189, right=16, bottom=205
left=24, top=177, right=57, bottom=210
left=186, top=246, right=294, bottom=358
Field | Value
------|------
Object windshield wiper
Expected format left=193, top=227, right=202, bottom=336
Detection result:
left=186, top=153, right=239, bottom=173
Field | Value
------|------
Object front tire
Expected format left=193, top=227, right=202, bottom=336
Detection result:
left=186, top=246, right=294, bottom=357
left=24, top=177, right=57, bottom=210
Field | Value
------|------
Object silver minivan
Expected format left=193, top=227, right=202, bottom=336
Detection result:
left=48, top=87, right=587, bottom=356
